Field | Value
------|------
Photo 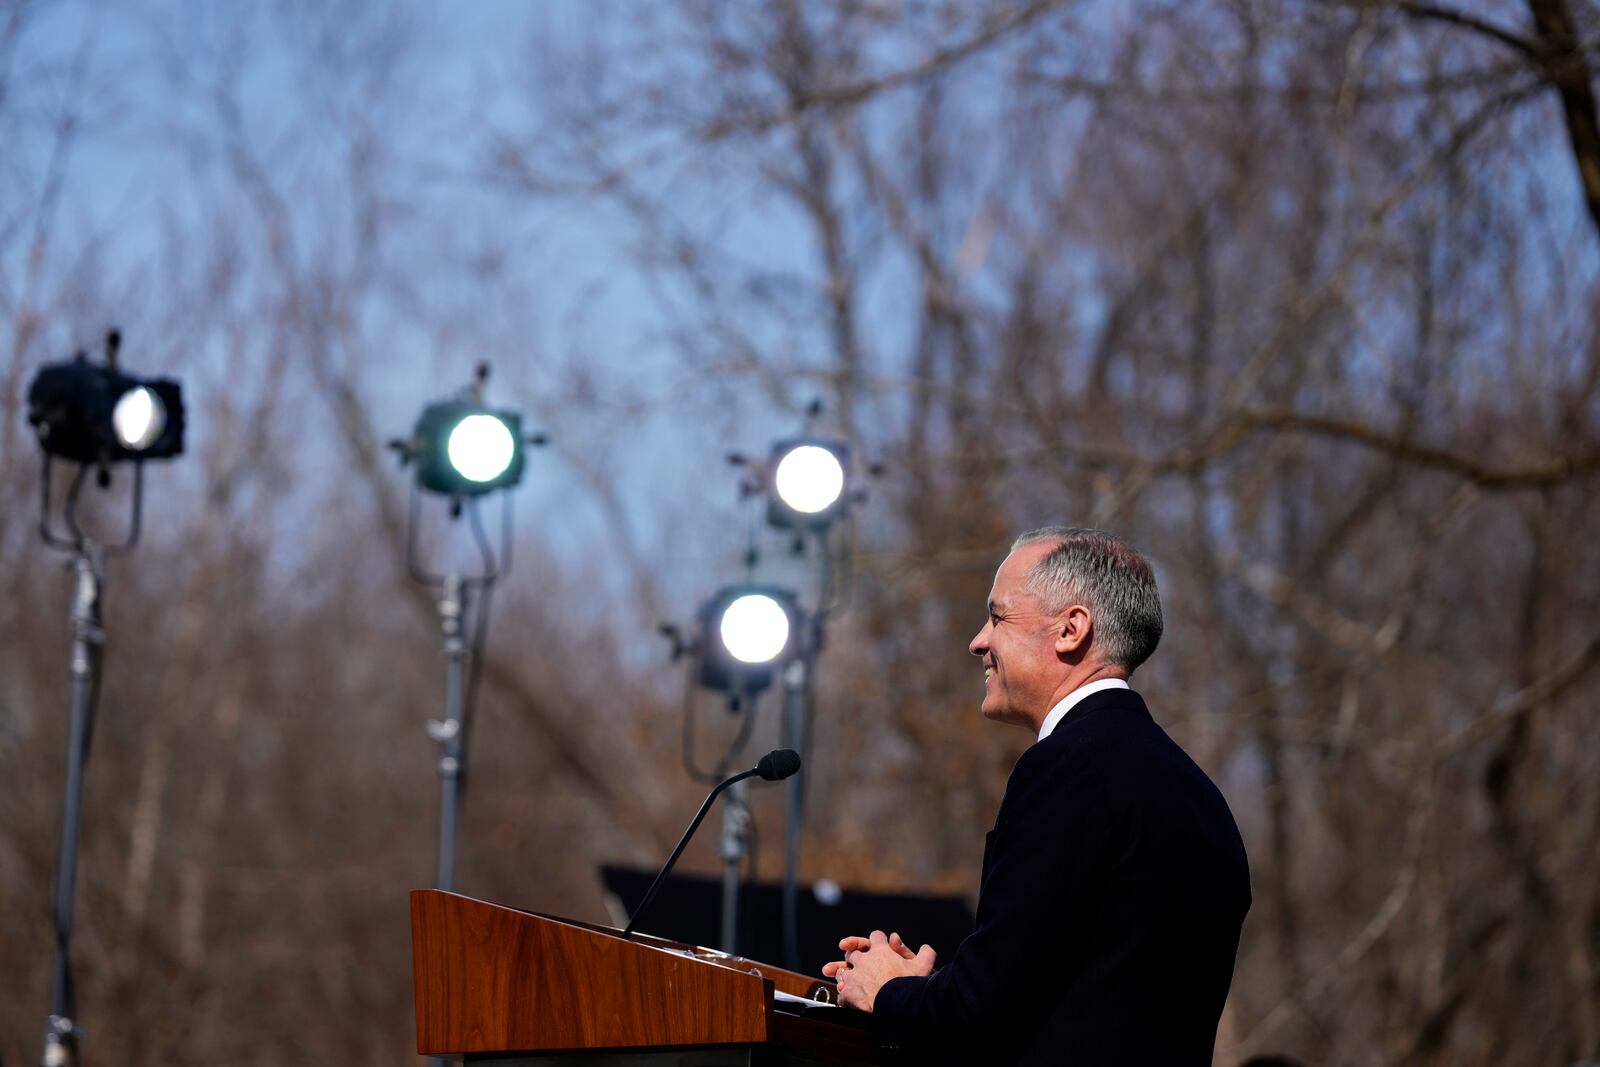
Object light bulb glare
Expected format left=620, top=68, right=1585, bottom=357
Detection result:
left=447, top=414, right=516, bottom=483
left=773, top=445, right=845, bottom=514
left=720, top=594, right=791, bottom=664
left=112, top=386, right=166, bottom=451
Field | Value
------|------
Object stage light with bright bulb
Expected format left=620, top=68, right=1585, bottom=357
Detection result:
left=26, top=330, right=187, bottom=1067
left=400, top=400, right=526, bottom=496
left=719, top=592, right=793, bottom=664
left=765, top=438, right=851, bottom=529
left=27, top=354, right=185, bottom=465
left=695, top=585, right=803, bottom=694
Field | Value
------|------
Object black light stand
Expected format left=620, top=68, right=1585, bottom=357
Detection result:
left=36, top=460, right=146, bottom=1067
left=430, top=573, right=469, bottom=893
left=662, top=601, right=790, bottom=956
left=718, top=746, right=752, bottom=953
left=778, top=652, right=810, bottom=970
left=42, top=547, right=101, bottom=1067
left=403, top=483, right=509, bottom=896
left=778, top=544, right=834, bottom=972
left=27, top=330, right=183, bottom=1067
left=731, top=402, right=870, bottom=972
left=389, top=365, right=543, bottom=903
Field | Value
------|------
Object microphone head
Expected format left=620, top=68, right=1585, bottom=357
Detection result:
left=756, top=748, right=802, bottom=781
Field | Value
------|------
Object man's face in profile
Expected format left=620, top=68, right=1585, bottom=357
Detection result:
left=969, top=542, right=1065, bottom=730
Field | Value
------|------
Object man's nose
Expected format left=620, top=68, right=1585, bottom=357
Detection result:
left=969, top=623, right=990, bottom=657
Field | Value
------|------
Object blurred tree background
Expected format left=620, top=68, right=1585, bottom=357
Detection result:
left=2, top=1, right=1598, bottom=1064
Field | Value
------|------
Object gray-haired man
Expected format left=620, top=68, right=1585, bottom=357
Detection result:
left=824, top=527, right=1251, bottom=1065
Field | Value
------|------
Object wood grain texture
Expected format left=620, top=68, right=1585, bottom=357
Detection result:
left=528, top=908, right=839, bottom=1001
left=411, top=890, right=771, bottom=1055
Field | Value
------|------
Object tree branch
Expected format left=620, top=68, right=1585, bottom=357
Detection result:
left=699, top=0, right=1072, bottom=140
left=1232, top=409, right=1600, bottom=489
left=1525, top=0, right=1600, bottom=244
left=1389, top=2, right=1542, bottom=59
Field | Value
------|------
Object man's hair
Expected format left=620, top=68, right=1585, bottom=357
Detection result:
left=1010, top=526, right=1164, bottom=674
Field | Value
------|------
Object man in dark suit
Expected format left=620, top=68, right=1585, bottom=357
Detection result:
left=823, top=527, right=1251, bottom=1065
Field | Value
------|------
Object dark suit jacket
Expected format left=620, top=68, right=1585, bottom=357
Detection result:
left=873, top=688, right=1250, bottom=1065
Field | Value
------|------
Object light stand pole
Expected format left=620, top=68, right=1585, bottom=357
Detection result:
left=428, top=575, right=468, bottom=893
left=391, top=366, right=540, bottom=907
left=712, top=681, right=762, bottom=956
left=735, top=410, right=869, bottom=973
left=718, top=776, right=751, bottom=953
left=778, top=656, right=807, bottom=970
left=40, top=544, right=105, bottom=1067
left=25, top=332, right=186, bottom=1067
left=671, top=574, right=814, bottom=955
left=401, top=495, right=503, bottom=903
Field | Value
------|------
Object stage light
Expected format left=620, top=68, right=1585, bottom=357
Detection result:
left=720, top=593, right=792, bottom=664
left=27, top=353, right=186, bottom=464
left=28, top=330, right=187, bottom=1067
left=401, top=400, right=526, bottom=496
left=765, top=438, right=850, bottom=529
left=695, top=585, right=802, bottom=694
left=447, top=414, right=516, bottom=483
left=390, top=366, right=547, bottom=907
left=774, top=444, right=845, bottom=515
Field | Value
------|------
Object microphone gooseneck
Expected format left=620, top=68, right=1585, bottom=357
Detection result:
left=622, top=749, right=802, bottom=940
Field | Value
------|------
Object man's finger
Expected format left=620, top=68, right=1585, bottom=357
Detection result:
left=888, top=932, right=916, bottom=960
left=916, top=943, right=938, bottom=970
left=869, top=929, right=889, bottom=946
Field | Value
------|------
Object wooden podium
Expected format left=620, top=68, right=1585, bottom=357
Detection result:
left=411, top=890, right=877, bottom=1064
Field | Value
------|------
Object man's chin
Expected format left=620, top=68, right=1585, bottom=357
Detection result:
left=981, top=701, right=1036, bottom=731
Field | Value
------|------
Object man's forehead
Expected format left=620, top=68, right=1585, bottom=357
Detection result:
left=997, top=541, right=1055, bottom=579
left=990, top=541, right=1056, bottom=602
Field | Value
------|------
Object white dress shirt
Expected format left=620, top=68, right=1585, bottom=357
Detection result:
left=1037, top=678, right=1131, bottom=741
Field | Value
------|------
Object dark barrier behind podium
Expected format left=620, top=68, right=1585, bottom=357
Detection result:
left=600, top=864, right=975, bottom=981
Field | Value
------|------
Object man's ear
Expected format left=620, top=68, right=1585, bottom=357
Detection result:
left=1054, top=605, right=1092, bottom=656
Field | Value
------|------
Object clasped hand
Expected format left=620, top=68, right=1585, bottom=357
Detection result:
left=821, top=929, right=936, bottom=1011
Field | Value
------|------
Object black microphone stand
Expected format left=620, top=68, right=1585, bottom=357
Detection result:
left=624, top=764, right=763, bottom=941
left=623, top=751, right=799, bottom=943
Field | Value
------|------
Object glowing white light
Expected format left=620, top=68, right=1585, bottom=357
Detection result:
left=112, top=387, right=166, bottom=451
left=447, top=414, right=516, bottom=483
left=719, top=594, right=791, bottom=664
left=773, top=445, right=845, bottom=514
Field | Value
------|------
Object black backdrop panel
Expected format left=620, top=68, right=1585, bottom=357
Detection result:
left=599, top=864, right=975, bottom=981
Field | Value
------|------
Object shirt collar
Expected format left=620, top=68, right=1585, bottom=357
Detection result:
left=1037, top=678, right=1131, bottom=741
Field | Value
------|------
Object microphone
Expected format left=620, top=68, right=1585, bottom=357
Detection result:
left=756, top=748, right=801, bottom=782
left=622, top=749, right=801, bottom=940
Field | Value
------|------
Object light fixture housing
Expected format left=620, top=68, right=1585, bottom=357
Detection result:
left=27, top=359, right=186, bottom=464
left=407, top=400, right=526, bottom=496
left=696, top=584, right=803, bottom=694
left=765, top=438, right=851, bottom=529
